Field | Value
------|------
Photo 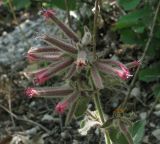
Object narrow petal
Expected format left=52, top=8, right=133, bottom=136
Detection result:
left=40, top=9, right=79, bottom=42
left=40, top=34, right=77, bottom=54
left=91, top=65, right=104, bottom=89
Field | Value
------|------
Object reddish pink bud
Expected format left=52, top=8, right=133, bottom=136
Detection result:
left=40, top=9, right=56, bottom=19
left=55, top=101, right=68, bottom=114
left=25, top=87, right=38, bottom=98
left=27, top=53, right=38, bottom=62
left=39, top=9, right=79, bottom=42
left=55, top=91, right=79, bottom=114
left=34, top=59, right=72, bottom=84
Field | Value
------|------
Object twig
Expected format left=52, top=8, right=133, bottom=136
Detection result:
left=7, top=86, right=16, bottom=127
left=65, top=0, right=71, bottom=27
left=0, top=104, right=50, bottom=133
left=146, top=97, right=159, bottom=121
left=8, top=0, right=31, bottom=47
left=121, top=0, right=160, bottom=108
left=93, top=0, right=100, bottom=58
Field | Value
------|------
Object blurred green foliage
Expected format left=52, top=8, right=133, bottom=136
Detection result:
left=115, top=0, right=160, bottom=99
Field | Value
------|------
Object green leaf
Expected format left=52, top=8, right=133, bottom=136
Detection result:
left=75, top=96, right=90, bottom=118
left=129, top=120, right=145, bottom=144
left=120, top=29, right=141, bottom=44
left=118, top=120, right=134, bottom=144
left=118, top=0, right=141, bottom=11
left=114, top=6, right=150, bottom=29
left=152, top=84, right=160, bottom=98
left=13, top=0, right=31, bottom=10
left=49, top=0, right=76, bottom=10
left=139, top=64, right=160, bottom=82
left=109, top=128, right=129, bottom=144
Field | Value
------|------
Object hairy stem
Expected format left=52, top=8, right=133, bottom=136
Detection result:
left=93, top=92, right=111, bottom=144
left=121, top=0, right=160, bottom=108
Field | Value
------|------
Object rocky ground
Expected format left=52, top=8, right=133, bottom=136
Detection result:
left=0, top=8, right=160, bottom=144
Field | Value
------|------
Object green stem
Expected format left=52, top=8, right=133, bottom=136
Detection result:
left=93, top=92, right=111, bottom=144
left=65, top=0, right=71, bottom=27
left=93, top=0, right=100, bottom=58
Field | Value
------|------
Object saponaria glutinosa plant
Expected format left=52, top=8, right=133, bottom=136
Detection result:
left=25, top=8, right=140, bottom=143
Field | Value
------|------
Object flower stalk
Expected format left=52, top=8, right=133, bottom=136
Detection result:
left=93, top=92, right=111, bottom=144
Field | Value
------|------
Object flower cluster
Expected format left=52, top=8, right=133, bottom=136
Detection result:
left=25, top=9, right=140, bottom=115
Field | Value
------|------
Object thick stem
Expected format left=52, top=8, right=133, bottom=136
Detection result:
left=93, top=92, right=111, bottom=144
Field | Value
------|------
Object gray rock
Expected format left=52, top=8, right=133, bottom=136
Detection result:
left=140, top=112, right=147, bottom=120
left=131, top=87, right=140, bottom=97
left=155, top=104, right=160, bottom=111
left=73, top=139, right=79, bottom=144
left=150, top=122, right=156, bottom=128
left=153, top=111, right=160, bottom=117
left=61, top=131, right=71, bottom=140
left=152, top=129, right=160, bottom=140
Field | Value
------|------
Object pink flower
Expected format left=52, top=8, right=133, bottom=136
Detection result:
left=55, top=91, right=79, bottom=114
left=96, top=62, right=132, bottom=80
left=114, top=69, right=132, bottom=80
left=55, top=101, right=68, bottom=114
left=25, top=87, right=38, bottom=98
left=40, top=9, right=56, bottom=19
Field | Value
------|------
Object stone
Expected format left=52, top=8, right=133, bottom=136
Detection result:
left=152, top=129, right=160, bottom=140
left=155, top=104, right=160, bottom=111
left=150, top=122, right=156, bottom=128
left=41, top=114, right=54, bottom=121
left=140, top=112, right=147, bottom=120
left=153, top=111, right=160, bottom=117
left=61, top=131, right=71, bottom=140
left=131, top=87, right=140, bottom=97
